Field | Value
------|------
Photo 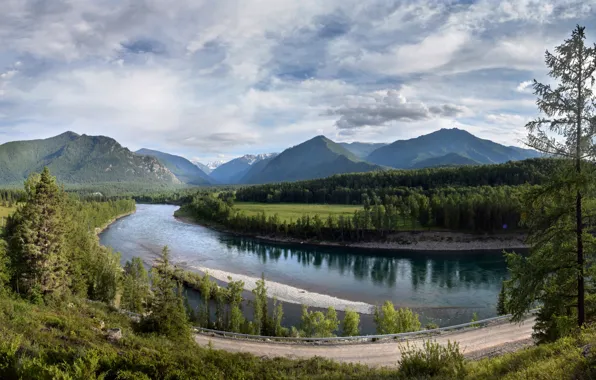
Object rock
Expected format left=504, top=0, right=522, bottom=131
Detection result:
left=107, top=328, right=123, bottom=342
left=582, top=344, right=592, bottom=358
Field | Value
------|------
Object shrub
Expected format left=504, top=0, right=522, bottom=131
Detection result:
left=374, top=301, right=421, bottom=334
left=342, top=309, right=360, bottom=336
left=398, top=340, right=466, bottom=379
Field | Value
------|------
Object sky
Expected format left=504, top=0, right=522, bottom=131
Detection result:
left=0, top=0, right=594, bottom=164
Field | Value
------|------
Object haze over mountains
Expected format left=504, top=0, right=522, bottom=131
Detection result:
left=0, top=128, right=542, bottom=187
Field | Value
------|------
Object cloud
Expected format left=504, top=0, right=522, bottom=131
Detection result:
left=328, top=90, right=469, bottom=130
left=0, top=0, right=594, bottom=162
left=516, top=80, right=534, bottom=92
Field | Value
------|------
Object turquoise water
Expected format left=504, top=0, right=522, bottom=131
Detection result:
left=100, top=204, right=513, bottom=328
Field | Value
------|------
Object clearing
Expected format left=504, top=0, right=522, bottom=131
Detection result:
left=234, top=202, right=361, bottom=222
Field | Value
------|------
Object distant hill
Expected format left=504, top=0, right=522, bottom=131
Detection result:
left=242, top=135, right=382, bottom=184
left=410, top=153, right=480, bottom=168
left=0, top=132, right=180, bottom=186
left=136, top=148, right=212, bottom=185
left=339, top=142, right=387, bottom=158
left=210, top=154, right=277, bottom=184
left=367, top=128, right=541, bottom=168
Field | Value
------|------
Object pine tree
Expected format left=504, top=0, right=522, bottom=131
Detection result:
left=507, top=25, right=596, bottom=331
left=141, top=246, right=190, bottom=340
left=121, top=257, right=151, bottom=313
left=496, top=281, right=508, bottom=316
left=9, top=168, right=69, bottom=300
left=0, top=239, right=9, bottom=294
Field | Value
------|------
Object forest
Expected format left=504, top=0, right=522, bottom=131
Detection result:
left=177, top=184, right=529, bottom=244
left=234, top=158, right=557, bottom=205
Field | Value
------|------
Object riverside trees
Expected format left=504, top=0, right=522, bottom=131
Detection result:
left=0, top=168, right=135, bottom=303
left=506, top=25, right=596, bottom=339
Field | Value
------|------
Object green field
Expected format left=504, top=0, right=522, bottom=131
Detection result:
left=234, top=202, right=361, bottom=222
left=0, top=205, right=15, bottom=228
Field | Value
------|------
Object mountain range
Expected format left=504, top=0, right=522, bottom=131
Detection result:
left=0, top=132, right=179, bottom=186
left=136, top=148, right=212, bottom=185
left=242, top=136, right=381, bottom=184
left=366, top=128, right=541, bottom=168
left=210, top=153, right=277, bottom=184
left=0, top=128, right=542, bottom=187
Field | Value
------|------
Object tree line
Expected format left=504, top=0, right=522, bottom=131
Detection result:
left=179, top=185, right=527, bottom=243
left=234, top=158, right=558, bottom=205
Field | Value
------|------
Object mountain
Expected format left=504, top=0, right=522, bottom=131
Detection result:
left=191, top=161, right=212, bottom=174
left=210, top=153, right=277, bottom=184
left=0, top=132, right=180, bottom=185
left=410, top=153, right=480, bottom=168
left=238, top=155, right=277, bottom=184
left=339, top=142, right=387, bottom=158
left=136, top=148, right=212, bottom=185
left=191, top=160, right=223, bottom=174
left=367, top=128, right=542, bottom=168
left=242, top=136, right=382, bottom=184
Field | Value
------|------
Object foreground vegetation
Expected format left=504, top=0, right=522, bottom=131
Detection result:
left=0, top=292, right=595, bottom=379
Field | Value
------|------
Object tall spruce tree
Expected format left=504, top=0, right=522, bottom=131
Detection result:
left=507, top=26, right=596, bottom=332
left=121, top=257, right=151, bottom=313
left=9, top=168, right=69, bottom=299
left=141, top=246, right=190, bottom=339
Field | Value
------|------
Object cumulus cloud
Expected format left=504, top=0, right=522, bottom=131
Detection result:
left=328, top=90, right=468, bottom=130
left=516, top=80, right=534, bottom=92
left=0, top=0, right=594, bottom=161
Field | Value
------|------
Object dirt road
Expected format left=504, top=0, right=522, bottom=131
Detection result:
left=194, top=317, right=535, bottom=367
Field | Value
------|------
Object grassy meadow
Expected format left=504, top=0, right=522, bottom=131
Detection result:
left=234, top=202, right=362, bottom=222
left=0, top=204, right=15, bottom=229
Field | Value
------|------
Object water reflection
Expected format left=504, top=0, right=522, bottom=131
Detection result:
left=218, top=235, right=508, bottom=297
left=100, top=204, right=512, bottom=326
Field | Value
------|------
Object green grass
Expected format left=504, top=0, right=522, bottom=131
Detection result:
left=0, top=295, right=398, bottom=379
left=0, top=205, right=15, bottom=219
left=234, top=202, right=362, bottom=223
left=0, top=294, right=594, bottom=379
left=0, top=205, right=15, bottom=230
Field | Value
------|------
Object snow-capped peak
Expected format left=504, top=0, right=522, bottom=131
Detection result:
left=242, top=153, right=277, bottom=165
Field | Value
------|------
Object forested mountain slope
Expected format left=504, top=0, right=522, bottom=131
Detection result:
left=136, top=148, right=212, bottom=185
left=367, top=128, right=541, bottom=168
left=242, top=136, right=383, bottom=184
left=0, top=132, right=180, bottom=186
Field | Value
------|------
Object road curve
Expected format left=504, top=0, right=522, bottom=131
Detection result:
left=194, top=317, right=535, bottom=367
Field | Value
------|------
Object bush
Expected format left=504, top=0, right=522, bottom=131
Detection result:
left=374, top=301, right=421, bottom=334
left=398, top=340, right=466, bottom=379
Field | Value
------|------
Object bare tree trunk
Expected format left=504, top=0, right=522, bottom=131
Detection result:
left=576, top=46, right=585, bottom=327
left=577, top=189, right=584, bottom=326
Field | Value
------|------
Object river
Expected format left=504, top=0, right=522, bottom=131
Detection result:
left=100, top=204, right=513, bottom=333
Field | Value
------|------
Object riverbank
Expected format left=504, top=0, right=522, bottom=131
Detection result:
left=94, top=209, right=136, bottom=236
left=174, top=214, right=527, bottom=252
left=188, top=264, right=375, bottom=314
